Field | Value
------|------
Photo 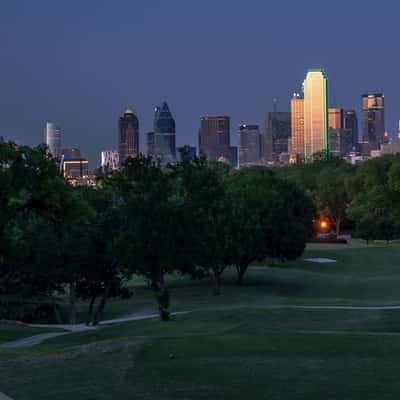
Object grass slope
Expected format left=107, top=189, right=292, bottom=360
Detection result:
left=2, top=242, right=400, bottom=399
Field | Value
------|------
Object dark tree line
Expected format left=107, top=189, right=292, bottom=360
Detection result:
left=1, top=142, right=314, bottom=324
left=275, top=155, right=400, bottom=243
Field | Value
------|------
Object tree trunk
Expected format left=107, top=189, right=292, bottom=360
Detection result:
left=236, top=263, right=248, bottom=286
left=92, top=282, right=112, bottom=326
left=335, top=219, right=341, bottom=237
left=151, top=268, right=165, bottom=292
left=86, top=295, right=96, bottom=326
left=158, top=270, right=165, bottom=291
left=69, top=282, right=77, bottom=324
left=52, top=303, right=62, bottom=324
left=213, top=271, right=221, bottom=296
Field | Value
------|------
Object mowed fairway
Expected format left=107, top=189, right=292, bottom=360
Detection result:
left=2, top=242, right=400, bottom=399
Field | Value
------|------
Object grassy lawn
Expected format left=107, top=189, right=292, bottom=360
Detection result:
left=93, top=242, right=400, bottom=323
left=3, top=309, right=400, bottom=399
left=3, top=242, right=400, bottom=399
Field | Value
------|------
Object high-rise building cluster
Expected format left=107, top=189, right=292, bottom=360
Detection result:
left=38, top=67, right=397, bottom=184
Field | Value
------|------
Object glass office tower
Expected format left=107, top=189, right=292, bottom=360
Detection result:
left=264, top=112, right=291, bottom=162
left=45, top=122, right=61, bottom=159
left=238, top=124, right=261, bottom=167
left=361, top=94, right=385, bottom=149
left=343, top=110, right=359, bottom=148
left=303, top=69, right=329, bottom=160
left=154, top=102, right=176, bottom=165
left=289, top=93, right=304, bottom=161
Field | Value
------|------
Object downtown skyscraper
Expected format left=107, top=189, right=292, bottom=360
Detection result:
left=289, top=93, right=304, bottom=161
left=343, top=110, right=359, bottom=149
left=45, top=122, right=61, bottom=160
left=361, top=94, right=385, bottom=149
left=328, top=107, right=346, bottom=158
left=118, top=107, right=139, bottom=166
left=147, top=132, right=155, bottom=157
left=199, top=115, right=231, bottom=162
left=154, top=102, right=176, bottom=165
left=303, top=69, right=329, bottom=160
left=238, top=124, right=261, bottom=167
left=264, top=112, right=291, bottom=162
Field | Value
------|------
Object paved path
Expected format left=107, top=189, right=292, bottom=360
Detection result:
left=1, top=311, right=189, bottom=349
left=2, top=305, right=400, bottom=349
left=0, top=392, right=13, bottom=400
left=1, top=332, right=70, bottom=349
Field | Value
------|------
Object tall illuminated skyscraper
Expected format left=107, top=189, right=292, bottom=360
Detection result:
left=303, top=69, right=329, bottom=160
left=118, top=107, right=139, bottom=166
left=361, top=94, right=385, bottom=149
left=289, top=93, right=304, bottom=162
left=154, top=101, right=176, bottom=165
left=45, top=122, right=61, bottom=159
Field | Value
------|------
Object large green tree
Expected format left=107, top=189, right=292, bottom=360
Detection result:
left=0, top=143, right=83, bottom=321
left=172, top=158, right=231, bottom=295
left=315, top=164, right=354, bottom=236
left=226, top=167, right=314, bottom=284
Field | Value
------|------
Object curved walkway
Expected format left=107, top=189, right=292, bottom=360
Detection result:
left=2, top=305, right=400, bottom=349
left=0, top=312, right=188, bottom=349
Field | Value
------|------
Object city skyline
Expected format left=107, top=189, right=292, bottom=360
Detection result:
left=7, top=72, right=394, bottom=167
left=1, top=1, right=399, bottom=166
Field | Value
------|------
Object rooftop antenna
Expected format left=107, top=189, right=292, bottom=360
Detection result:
left=273, top=98, right=278, bottom=113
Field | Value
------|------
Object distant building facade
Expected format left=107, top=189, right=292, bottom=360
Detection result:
left=328, top=108, right=343, bottom=130
left=303, top=69, right=329, bottom=160
left=60, top=157, right=89, bottom=181
left=381, top=136, right=400, bottom=155
left=118, top=107, right=139, bottom=166
left=328, top=108, right=344, bottom=157
left=154, top=102, right=176, bottom=165
left=238, top=124, right=261, bottom=167
left=343, top=110, right=359, bottom=153
left=230, top=146, right=238, bottom=168
left=199, top=116, right=231, bottom=161
left=362, top=94, right=385, bottom=149
left=101, top=150, right=119, bottom=171
left=264, top=112, right=291, bottom=162
left=177, top=145, right=196, bottom=162
left=289, top=93, right=305, bottom=162
left=147, top=132, right=155, bottom=157
left=45, top=122, right=61, bottom=160
left=62, top=148, right=82, bottom=160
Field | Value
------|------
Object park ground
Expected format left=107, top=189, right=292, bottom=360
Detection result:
left=2, top=241, right=400, bottom=399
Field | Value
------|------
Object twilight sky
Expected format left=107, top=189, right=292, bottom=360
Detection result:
left=1, top=0, right=399, bottom=166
